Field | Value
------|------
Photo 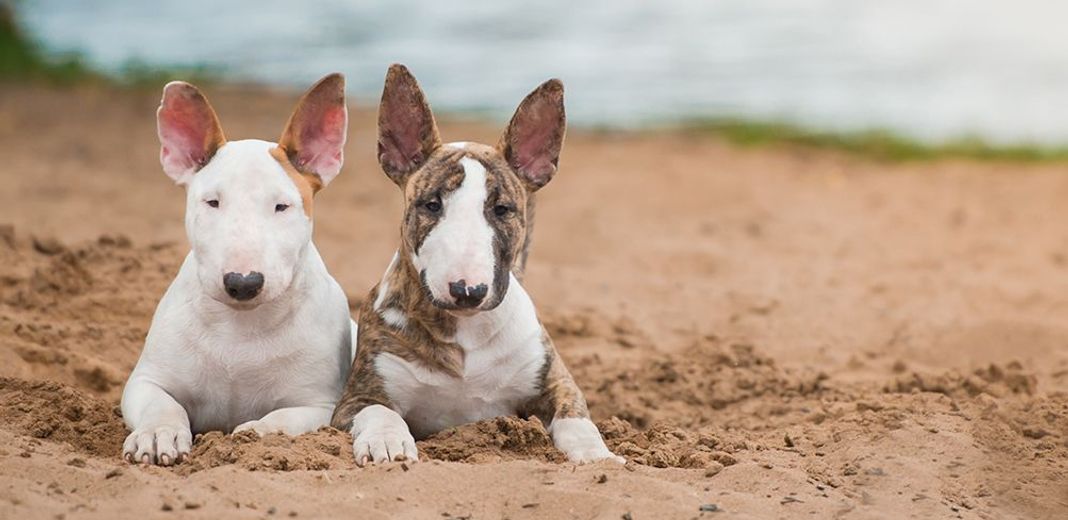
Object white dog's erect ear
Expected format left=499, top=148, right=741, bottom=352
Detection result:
left=377, top=64, right=441, bottom=185
left=499, top=79, right=566, bottom=191
left=278, top=73, right=348, bottom=187
left=157, top=81, right=226, bottom=184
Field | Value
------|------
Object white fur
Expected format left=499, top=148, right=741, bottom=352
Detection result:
left=550, top=418, right=625, bottom=464
left=410, top=157, right=497, bottom=306
left=373, top=251, right=399, bottom=311
left=182, top=141, right=312, bottom=305
left=380, top=308, right=408, bottom=329
left=374, top=252, right=408, bottom=329
left=121, top=139, right=355, bottom=465
left=350, top=404, right=418, bottom=466
left=377, top=273, right=545, bottom=438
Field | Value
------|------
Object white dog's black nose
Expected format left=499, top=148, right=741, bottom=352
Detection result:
left=448, top=279, right=488, bottom=308
left=223, top=272, right=264, bottom=301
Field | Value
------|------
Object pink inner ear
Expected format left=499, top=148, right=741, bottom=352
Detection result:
left=503, top=79, right=564, bottom=189
left=157, top=84, right=223, bottom=181
left=295, top=104, right=346, bottom=176
left=159, top=102, right=210, bottom=170
left=380, top=106, right=432, bottom=172
left=510, top=115, right=559, bottom=185
left=377, top=64, right=440, bottom=180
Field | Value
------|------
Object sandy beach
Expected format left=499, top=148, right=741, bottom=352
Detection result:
left=0, top=83, right=1066, bottom=519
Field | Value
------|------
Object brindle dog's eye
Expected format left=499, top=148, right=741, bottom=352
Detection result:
left=493, top=204, right=513, bottom=217
left=206, top=199, right=220, bottom=208
left=424, top=198, right=443, bottom=214
left=275, top=203, right=290, bottom=213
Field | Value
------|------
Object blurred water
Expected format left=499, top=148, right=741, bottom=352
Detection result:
left=17, top=0, right=1068, bottom=144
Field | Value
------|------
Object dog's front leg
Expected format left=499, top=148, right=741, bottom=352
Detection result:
left=528, top=338, right=625, bottom=464
left=347, top=404, right=418, bottom=466
left=120, top=377, right=192, bottom=466
left=233, top=405, right=334, bottom=436
left=332, top=347, right=417, bottom=466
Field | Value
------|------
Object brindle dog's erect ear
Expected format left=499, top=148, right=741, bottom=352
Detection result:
left=499, top=79, right=565, bottom=191
left=157, top=81, right=226, bottom=185
left=278, top=73, right=348, bottom=187
left=377, top=64, right=441, bottom=185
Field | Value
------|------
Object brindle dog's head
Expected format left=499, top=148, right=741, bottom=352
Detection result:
left=377, top=64, right=565, bottom=313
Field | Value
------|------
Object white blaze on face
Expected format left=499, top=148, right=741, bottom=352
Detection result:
left=412, top=157, right=497, bottom=307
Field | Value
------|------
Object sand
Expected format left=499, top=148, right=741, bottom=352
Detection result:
left=0, top=83, right=1066, bottom=519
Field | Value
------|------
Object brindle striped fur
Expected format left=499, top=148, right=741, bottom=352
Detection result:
left=330, top=64, right=586, bottom=436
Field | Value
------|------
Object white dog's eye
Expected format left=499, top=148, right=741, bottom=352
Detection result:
left=206, top=199, right=219, bottom=208
left=275, top=203, right=290, bottom=213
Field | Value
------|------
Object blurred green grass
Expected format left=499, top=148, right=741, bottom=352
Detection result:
left=0, top=2, right=214, bottom=86
left=686, top=119, right=1068, bottom=163
left=0, top=2, right=96, bottom=83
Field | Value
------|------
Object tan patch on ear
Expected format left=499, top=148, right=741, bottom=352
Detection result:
left=270, top=146, right=321, bottom=218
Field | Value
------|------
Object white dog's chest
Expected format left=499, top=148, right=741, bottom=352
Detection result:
left=177, top=348, right=312, bottom=431
left=136, top=256, right=352, bottom=434
left=378, top=340, right=545, bottom=439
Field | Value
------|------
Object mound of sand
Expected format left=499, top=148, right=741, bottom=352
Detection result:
left=0, top=377, right=125, bottom=458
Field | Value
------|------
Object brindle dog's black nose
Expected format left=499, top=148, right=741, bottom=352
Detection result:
left=448, top=279, right=488, bottom=308
left=223, top=271, right=265, bottom=301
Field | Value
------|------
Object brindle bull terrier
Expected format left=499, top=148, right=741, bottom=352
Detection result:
left=331, top=64, right=622, bottom=465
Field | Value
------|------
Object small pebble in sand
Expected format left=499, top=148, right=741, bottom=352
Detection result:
left=703, top=463, right=724, bottom=478
left=699, top=503, right=720, bottom=512
left=597, top=474, right=608, bottom=484
left=32, top=236, right=65, bottom=255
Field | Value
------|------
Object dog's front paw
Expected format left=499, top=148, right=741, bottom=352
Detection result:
left=550, top=417, right=625, bottom=464
left=122, top=424, right=192, bottom=466
left=350, top=405, right=418, bottom=466
left=232, top=420, right=280, bottom=437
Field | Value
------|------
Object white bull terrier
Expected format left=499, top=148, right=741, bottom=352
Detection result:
left=121, top=74, right=355, bottom=465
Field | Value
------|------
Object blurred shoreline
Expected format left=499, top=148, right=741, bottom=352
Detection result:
left=5, top=4, right=1068, bottom=163
left=18, top=0, right=1068, bottom=146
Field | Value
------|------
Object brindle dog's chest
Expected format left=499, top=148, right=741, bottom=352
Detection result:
left=376, top=330, right=546, bottom=439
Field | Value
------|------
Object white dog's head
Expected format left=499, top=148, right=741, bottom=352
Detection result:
left=156, top=74, right=347, bottom=309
